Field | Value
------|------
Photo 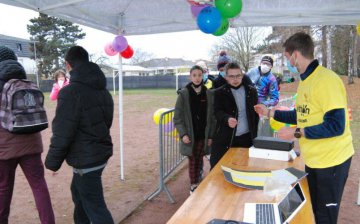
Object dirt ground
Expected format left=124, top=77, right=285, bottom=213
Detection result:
left=7, top=78, right=360, bottom=224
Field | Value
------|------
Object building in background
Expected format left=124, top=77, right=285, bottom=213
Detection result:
left=139, top=58, right=194, bottom=75
left=0, top=34, right=36, bottom=75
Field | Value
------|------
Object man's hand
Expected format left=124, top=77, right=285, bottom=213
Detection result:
left=182, top=135, right=191, bottom=144
left=254, top=104, right=268, bottom=117
left=228, top=118, right=237, bottom=128
left=278, top=127, right=297, bottom=140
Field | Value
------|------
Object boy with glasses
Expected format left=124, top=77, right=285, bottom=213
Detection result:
left=210, top=62, right=259, bottom=169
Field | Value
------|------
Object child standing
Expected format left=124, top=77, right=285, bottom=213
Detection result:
left=49, top=69, right=69, bottom=101
left=174, top=65, right=214, bottom=194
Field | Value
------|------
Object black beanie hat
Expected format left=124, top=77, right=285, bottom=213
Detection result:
left=0, top=46, right=17, bottom=62
left=261, top=55, right=273, bottom=66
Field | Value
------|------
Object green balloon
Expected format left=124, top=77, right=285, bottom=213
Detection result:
left=215, top=0, right=243, bottom=18
left=213, top=18, right=229, bottom=36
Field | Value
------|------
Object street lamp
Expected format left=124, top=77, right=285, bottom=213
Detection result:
left=32, top=40, right=39, bottom=87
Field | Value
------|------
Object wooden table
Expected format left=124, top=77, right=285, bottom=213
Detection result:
left=167, top=148, right=315, bottom=224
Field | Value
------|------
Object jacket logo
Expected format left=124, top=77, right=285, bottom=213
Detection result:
left=297, top=104, right=310, bottom=115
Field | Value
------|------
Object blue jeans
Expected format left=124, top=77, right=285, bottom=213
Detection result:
left=70, top=167, right=114, bottom=224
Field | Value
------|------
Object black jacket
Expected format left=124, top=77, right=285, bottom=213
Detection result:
left=213, top=74, right=227, bottom=89
left=45, top=62, right=114, bottom=170
left=212, top=75, right=259, bottom=152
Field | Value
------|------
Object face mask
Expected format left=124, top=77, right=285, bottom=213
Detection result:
left=286, top=54, right=299, bottom=75
left=58, top=80, right=64, bottom=88
left=192, top=80, right=203, bottom=88
left=260, top=64, right=271, bottom=74
left=203, top=73, right=208, bottom=82
left=219, top=71, right=225, bottom=77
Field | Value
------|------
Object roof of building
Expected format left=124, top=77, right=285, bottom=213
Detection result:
left=0, top=34, right=33, bottom=58
left=139, top=58, right=194, bottom=68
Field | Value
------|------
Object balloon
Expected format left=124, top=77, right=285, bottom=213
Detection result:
left=187, top=0, right=213, bottom=6
left=197, top=6, right=222, bottom=34
left=270, top=106, right=296, bottom=131
left=270, top=118, right=285, bottom=131
left=104, top=42, right=117, bottom=56
left=212, top=17, right=229, bottom=36
left=215, top=0, right=243, bottom=18
left=112, top=35, right=128, bottom=52
left=120, top=45, right=134, bottom=59
left=357, top=22, right=360, bottom=36
left=153, top=108, right=169, bottom=125
left=164, top=121, right=175, bottom=133
left=190, top=4, right=211, bottom=18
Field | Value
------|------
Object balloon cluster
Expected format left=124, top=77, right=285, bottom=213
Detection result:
left=104, top=35, right=134, bottom=59
left=153, top=108, right=178, bottom=138
left=187, top=0, right=243, bottom=36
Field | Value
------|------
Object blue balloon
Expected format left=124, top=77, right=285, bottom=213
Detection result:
left=197, top=6, right=222, bottom=34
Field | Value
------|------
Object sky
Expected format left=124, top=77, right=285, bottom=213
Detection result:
left=0, top=3, right=221, bottom=64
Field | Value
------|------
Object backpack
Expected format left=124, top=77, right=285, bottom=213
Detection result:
left=0, top=79, right=48, bottom=134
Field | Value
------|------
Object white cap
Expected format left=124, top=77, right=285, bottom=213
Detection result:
left=196, top=60, right=208, bottom=70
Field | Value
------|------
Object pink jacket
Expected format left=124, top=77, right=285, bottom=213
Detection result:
left=50, top=79, right=69, bottom=101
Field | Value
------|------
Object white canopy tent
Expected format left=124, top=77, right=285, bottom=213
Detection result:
left=1, top=0, right=359, bottom=180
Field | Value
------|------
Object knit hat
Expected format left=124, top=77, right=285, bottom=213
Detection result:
left=0, top=46, right=17, bottom=62
left=217, top=51, right=231, bottom=70
left=261, top=55, right=273, bottom=66
left=196, top=60, right=208, bottom=71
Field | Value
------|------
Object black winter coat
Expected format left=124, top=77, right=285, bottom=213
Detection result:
left=212, top=75, right=259, bottom=153
left=45, top=62, right=114, bottom=171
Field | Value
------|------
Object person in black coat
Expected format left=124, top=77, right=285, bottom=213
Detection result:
left=45, top=46, right=114, bottom=224
left=210, top=62, right=259, bottom=169
left=213, top=50, right=232, bottom=89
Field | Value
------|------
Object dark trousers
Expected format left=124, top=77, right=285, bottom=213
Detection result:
left=0, top=153, right=55, bottom=224
left=71, top=167, right=114, bottom=224
left=188, top=140, right=205, bottom=185
left=305, top=157, right=352, bottom=224
left=210, top=132, right=252, bottom=169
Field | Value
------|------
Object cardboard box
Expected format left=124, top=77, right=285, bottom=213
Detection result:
left=249, top=146, right=297, bottom=161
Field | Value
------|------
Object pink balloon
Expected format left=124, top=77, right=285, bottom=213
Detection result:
left=104, top=42, right=117, bottom=56
left=112, top=35, right=128, bottom=52
left=190, top=4, right=211, bottom=18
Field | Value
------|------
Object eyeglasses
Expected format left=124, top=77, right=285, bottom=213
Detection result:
left=227, top=74, right=243, bottom=80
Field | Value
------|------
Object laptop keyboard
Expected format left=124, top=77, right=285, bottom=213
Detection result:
left=256, top=204, right=276, bottom=224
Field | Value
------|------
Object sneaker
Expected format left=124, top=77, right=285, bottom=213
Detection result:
left=190, top=184, right=198, bottom=195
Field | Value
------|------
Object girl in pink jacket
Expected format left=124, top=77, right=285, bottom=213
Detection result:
left=50, top=69, right=69, bottom=100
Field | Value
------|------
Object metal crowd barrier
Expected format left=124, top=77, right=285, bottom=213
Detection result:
left=277, top=95, right=296, bottom=108
left=147, top=108, right=185, bottom=203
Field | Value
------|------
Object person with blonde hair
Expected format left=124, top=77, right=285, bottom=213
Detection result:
left=49, top=69, right=69, bottom=101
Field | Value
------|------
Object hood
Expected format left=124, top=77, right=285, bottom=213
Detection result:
left=69, top=62, right=106, bottom=90
left=0, top=60, right=26, bottom=92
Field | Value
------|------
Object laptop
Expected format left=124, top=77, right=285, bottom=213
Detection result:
left=243, top=182, right=306, bottom=224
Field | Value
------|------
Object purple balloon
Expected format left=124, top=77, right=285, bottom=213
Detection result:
left=112, top=35, right=128, bottom=52
left=190, top=4, right=211, bottom=18
left=164, top=121, right=175, bottom=133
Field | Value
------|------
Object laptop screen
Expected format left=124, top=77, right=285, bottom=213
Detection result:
left=278, top=183, right=306, bottom=222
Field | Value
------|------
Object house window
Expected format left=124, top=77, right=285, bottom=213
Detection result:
left=16, top=43, right=22, bottom=52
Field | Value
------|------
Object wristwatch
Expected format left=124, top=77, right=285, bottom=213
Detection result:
left=294, top=128, right=302, bottom=138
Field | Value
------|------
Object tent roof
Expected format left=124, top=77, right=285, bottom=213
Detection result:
left=0, top=0, right=359, bottom=36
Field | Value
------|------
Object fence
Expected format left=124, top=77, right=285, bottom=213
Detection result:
left=147, top=109, right=186, bottom=203
left=277, top=94, right=296, bottom=108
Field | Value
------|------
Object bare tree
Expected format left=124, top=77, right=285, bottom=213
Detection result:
left=130, top=48, right=155, bottom=65
left=211, top=27, right=263, bottom=72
